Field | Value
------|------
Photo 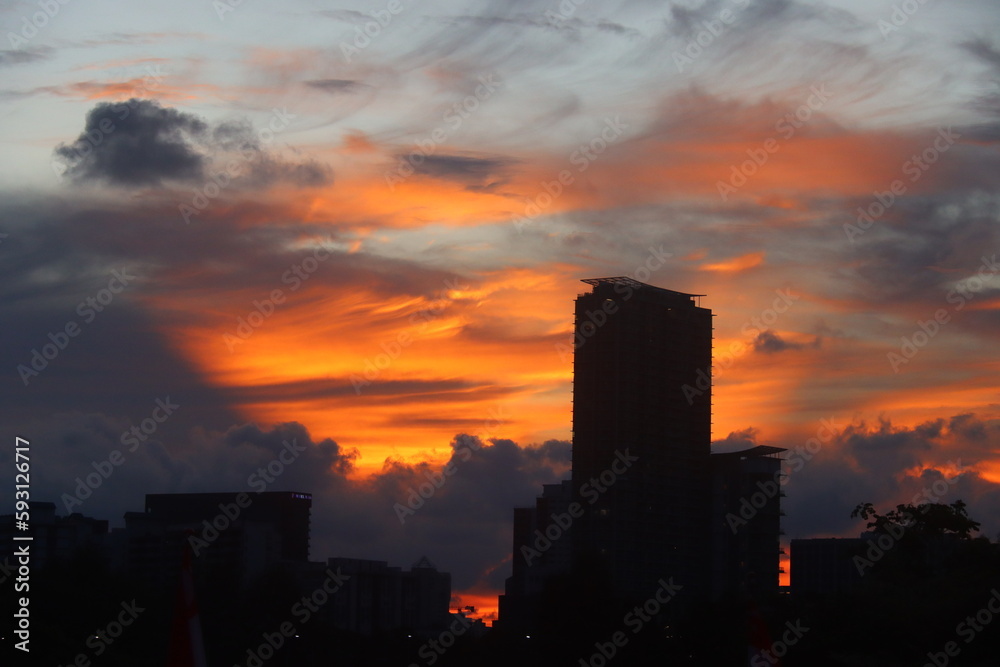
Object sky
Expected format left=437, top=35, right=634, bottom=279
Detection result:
left=2, top=0, right=1000, bottom=622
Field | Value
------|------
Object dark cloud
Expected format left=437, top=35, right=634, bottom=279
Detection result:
left=305, top=79, right=364, bottom=94
left=54, top=98, right=208, bottom=186
left=841, top=416, right=935, bottom=474
left=442, top=13, right=642, bottom=41
left=406, top=153, right=514, bottom=189
left=594, top=19, right=641, bottom=38
left=209, top=117, right=332, bottom=188
left=958, top=122, right=1000, bottom=144
left=963, top=37, right=1000, bottom=70
left=226, top=377, right=503, bottom=405
left=0, top=47, right=51, bottom=66
left=752, top=330, right=820, bottom=354
left=54, top=99, right=332, bottom=189
left=251, top=155, right=331, bottom=187
left=667, top=0, right=859, bottom=43
left=317, top=9, right=370, bottom=22
left=844, top=193, right=1000, bottom=314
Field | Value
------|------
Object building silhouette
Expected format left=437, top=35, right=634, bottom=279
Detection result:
left=145, top=491, right=312, bottom=560
left=0, top=501, right=108, bottom=570
left=313, top=556, right=452, bottom=637
left=501, top=277, right=786, bottom=630
left=499, top=480, right=573, bottom=629
left=571, top=277, right=713, bottom=604
left=790, top=537, right=866, bottom=596
left=710, top=445, right=786, bottom=598
left=124, top=491, right=312, bottom=591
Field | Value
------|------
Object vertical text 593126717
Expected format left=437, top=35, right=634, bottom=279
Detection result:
left=13, top=436, right=32, bottom=653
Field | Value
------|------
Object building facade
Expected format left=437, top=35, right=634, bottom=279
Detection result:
left=499, top=480, right=574, bottom=630
left=790, top=538, right=866, bottom=595
left=320, top=556, right=452, bottom=637
left=710, top=445, right=786, bottom=598
left=570, top=277, right=714, bottom=604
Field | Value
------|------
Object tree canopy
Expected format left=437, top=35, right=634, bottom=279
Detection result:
left=850, top=499, right=980, bottom=539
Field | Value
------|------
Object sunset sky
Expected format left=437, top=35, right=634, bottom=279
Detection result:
left=2, top=0, right=1000, bottom=622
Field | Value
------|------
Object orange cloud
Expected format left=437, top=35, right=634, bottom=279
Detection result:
left=341, top=130, right=378, bottom=154
left=49, top=79, right=200, bottom=102
left=141, top=267, right=579, bottom=476
left=700, top=251, right=766, bottom=273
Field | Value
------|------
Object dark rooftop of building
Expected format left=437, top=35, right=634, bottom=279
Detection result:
left=711, top=445, right=787, bottom=459
left=581, top=276, right=704, bottom=297
left=580, top=277, right=707, bottom=306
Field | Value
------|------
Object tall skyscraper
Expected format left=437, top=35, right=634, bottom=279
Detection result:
left=571, top=277, right=713, bottom=604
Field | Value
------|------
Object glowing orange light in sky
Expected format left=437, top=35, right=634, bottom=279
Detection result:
left=701, top=251, right=766, bottom=273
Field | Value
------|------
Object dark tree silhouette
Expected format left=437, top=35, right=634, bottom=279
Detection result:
left=850, top=499, right=981, bottom=539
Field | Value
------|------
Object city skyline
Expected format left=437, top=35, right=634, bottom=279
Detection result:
left=3, top=0, right=1000, bottom=626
